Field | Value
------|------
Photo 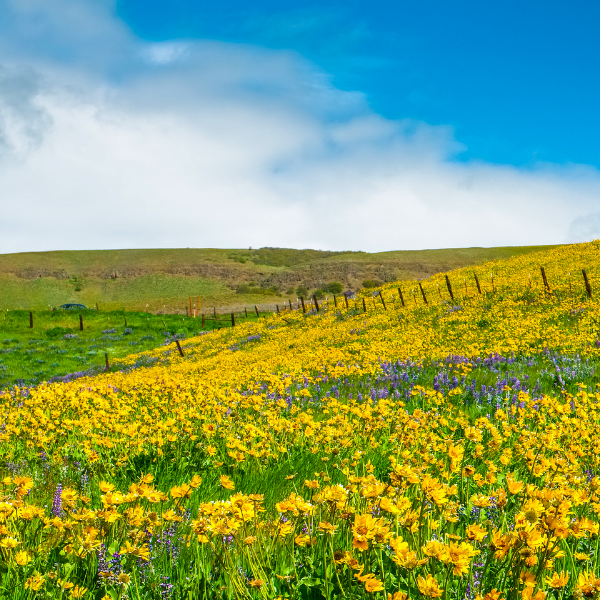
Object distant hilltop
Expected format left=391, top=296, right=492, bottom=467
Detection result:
left=0, top=245, right=560, bottom=312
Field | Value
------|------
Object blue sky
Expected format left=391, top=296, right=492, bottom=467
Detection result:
left=0, top=0, right=600, bottom=253
left=117, top=0, right=600, bottom=167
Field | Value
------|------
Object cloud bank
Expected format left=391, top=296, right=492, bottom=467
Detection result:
left=0, top=0, right=599, bottom=253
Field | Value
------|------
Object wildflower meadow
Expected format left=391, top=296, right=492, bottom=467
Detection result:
left=2, top=241, right=600, bottom=599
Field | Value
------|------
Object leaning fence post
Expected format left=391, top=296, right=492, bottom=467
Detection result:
left=445, top=275, right=455, bottom=302
left=300, top=297, right=306, bottom=314
left=418, top=282, right=428, bottom=304
left=474, top=273, right=482, bottom=295
left=583, top=269, right=593, bottom=298
left=255, top=305, right=260, bottom=317
left=313, top=295, right=320, bottom=312
left=379, top=292, right=387, bottom=310
left=175, top=340, right=184, bottom=357
left=540, top=267, right=551, bottom=293
left=397, top=287, right=405, bottom=307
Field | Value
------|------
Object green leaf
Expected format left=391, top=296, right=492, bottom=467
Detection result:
left=297, top=577, right=323, bottom=588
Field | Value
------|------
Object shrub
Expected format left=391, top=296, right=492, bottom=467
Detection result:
left=362, top=279, right=383, bottom=289
left=296, top=286, right=309, bottom=298
left=314, top=289, right=325, bottom=299
left=324, top=282, right=343, bottom=294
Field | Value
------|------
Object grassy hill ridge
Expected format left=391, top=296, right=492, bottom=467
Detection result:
left=0, top=244, right=560, bottom=311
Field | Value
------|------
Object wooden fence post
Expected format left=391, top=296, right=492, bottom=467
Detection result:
left=583, top=269, right=593, bottom=298
left=568, top=272, right=572, bottom=296
left=105, top=353, right=110, bottom=372
left=231, top=312, right=235, bottom=327
left=289, top=299, right=293, bottom=311
left=445, top=275, right=455, bottom=302
left=175, top=340, right=184, bottom=357
left=397, top=287, right=405, bottom=307
left=255, top=305, right=260, bottom=317
left=418, top=282, right=428, bottom=304
left=464, top=279, right=468, bottom=297
left=344, top=294, right=349, bottom=309
left=379, top=292, right=387, bottom=310
left=79, top=314, right=84, bottom=331
left=313, top=295, right=320, bottom=312
left=300, top=297, right=306, bottom=314
left=362, top=297, right=367, bottom=312
left=491, top=273, right=496, bottom=293
left=189, top=297, right=193, bottom=317
left=202, top=314, right=205, bottom=327
left=124, top=316, right=127, bottom=327
left=95, top=302, right=99, bottom=311
left=540, top=267, right=550, bottom=292
left=214, top=307, right=217, bottom=319
left=29, top=311, right=33, bottom=328
left=245, top=307, right=248, bottom=317
left=437, top=284, right=443, bottom=301
left=333, top=295, right=338, bottom=308
left=474, top=273, right=482, bottom=295
left=276, top=304, right=280, bottom=313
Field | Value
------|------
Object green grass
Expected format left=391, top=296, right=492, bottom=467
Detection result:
left=0, top=244, right=561, bottom=311
left=0, top=308, right=266, bottom=389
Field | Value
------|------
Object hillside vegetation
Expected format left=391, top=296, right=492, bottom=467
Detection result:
left=0, top=244, right=557, bottom=311
left=2, top=241, right=600, bottom=599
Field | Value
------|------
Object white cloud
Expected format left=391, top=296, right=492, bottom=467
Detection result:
left=1, top=0, right=600, bottom=253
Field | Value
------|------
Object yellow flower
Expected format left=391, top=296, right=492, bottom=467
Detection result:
left=417, top=574, right=443, bottom=598
left=220, top=475, right=235, bottom=491
left=70, top=585, right=88, bottom=598
left=546, top=572, right=569, bottom=589
left=14, top=550, right=31, bottom=566
left=318, top=521, right=338, bottom=534
left=364, top=576, right=385, bottom=593
left=0, top=536, right=19, bottom=549
left=25, top=573, right=44, bottom=591
left=466, top=523, right=488, bottom=542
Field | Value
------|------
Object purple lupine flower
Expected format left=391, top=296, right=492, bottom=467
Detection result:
left=52, top=484, right=64, bottom=517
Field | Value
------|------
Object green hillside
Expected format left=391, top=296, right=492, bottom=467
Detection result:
left=0, top=244, right=560, bottom=311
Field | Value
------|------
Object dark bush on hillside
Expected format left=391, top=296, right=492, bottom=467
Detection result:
left=314, top=289, right=325, bottom=299
left=362, top=279, right=383, bottom=289
left=323, top=282, right=343, bottom=294
left=296, top=286, right=309, bottom=298
left=45, top=327, right=72, bottom=339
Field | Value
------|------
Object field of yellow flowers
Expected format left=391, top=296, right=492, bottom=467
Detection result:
left=2, top=241, right=600, bottom=599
